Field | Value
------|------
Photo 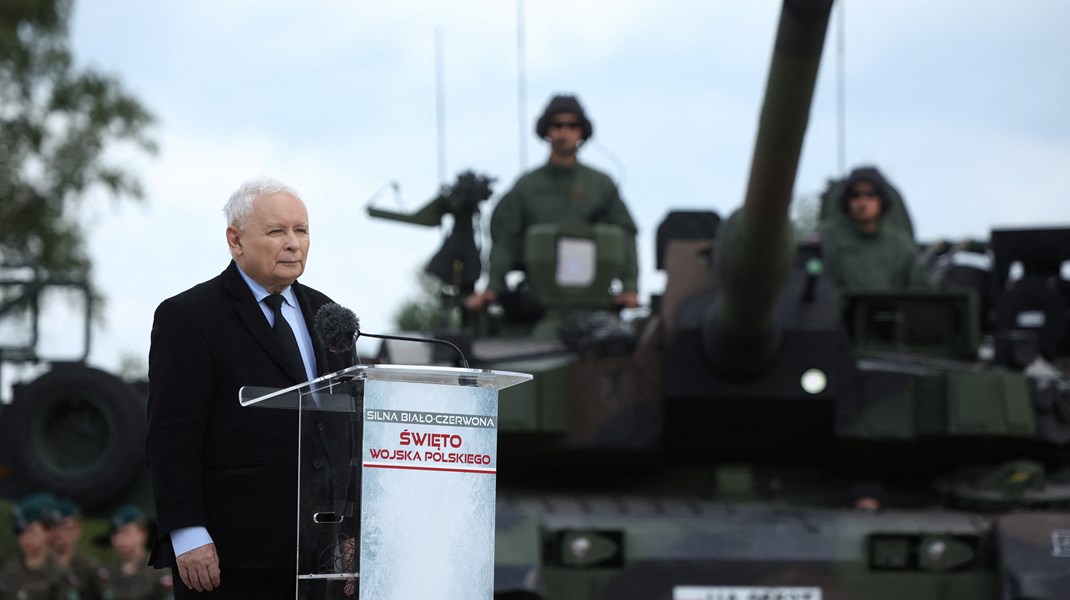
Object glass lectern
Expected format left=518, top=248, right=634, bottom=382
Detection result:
left=241, top=364, right=531, bottom=600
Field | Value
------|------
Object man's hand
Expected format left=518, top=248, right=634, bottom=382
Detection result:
left=176, top=543, right=221, bottom=592
left=463, top=290, right=497, bottom=311
left=614, top=291, right=640, bottom=309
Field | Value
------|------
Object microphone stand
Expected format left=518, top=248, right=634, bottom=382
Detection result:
left=352, top=331, right=471, bottom=369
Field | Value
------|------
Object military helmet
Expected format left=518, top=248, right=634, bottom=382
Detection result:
left=535, top=94, right=594, bottom=140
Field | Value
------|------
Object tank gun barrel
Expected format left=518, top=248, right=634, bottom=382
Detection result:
left=703, top=0, right=834, bottom=375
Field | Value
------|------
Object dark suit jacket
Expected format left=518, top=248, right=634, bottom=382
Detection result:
left=145, top=261, right=352, bottom=570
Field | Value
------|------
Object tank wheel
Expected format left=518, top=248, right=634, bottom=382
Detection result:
left=3, top=365, right=145, bottom=508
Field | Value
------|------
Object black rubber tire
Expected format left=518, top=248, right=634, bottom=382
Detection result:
left=3, top=365, right=146, bottom=508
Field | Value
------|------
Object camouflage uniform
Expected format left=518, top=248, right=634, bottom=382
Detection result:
left=57, top=553, right=102, bottom=600
left=0, top=556, right=66, bottom=600
left=487, top=161, right=639, bottom=294
left=94, top=505, right=172, bottom=600
left=4, top=493, right=65, bottom=600
left=47, top=497, right=102, bottom=600
left=95, top=564, right=172, bottom=600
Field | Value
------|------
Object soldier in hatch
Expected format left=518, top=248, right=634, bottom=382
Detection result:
left=464, top=94, right=640, bottom=311
left=819, top=166, right=933, bottom=292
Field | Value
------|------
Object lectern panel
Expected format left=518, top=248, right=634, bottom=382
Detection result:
left=359, top=379, right=498, bottom=599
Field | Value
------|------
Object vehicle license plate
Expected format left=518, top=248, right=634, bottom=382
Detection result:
left=673, top=586, right=822, bottom=600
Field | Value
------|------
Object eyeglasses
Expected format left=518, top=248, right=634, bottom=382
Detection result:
left=848, top=189, right=879, bottom=199
left=550, top=121, right=580, bottom=130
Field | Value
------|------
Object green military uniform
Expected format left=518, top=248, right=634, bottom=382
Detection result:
left=95, top=564, right=172, bottom=600
left=94, top=504, right=172, bottom=600
left=4, top=493, right=65, bottom=600
left=819, top=220, right=933, bottom=292
left=0, top=556, right=66, bottom=600
left=46, top=497, right=102, bottom=600
left=819, top=165, right=933, bottom=293
left=487, top=161, right=639, bottom=294
left=58, top=553, right=102, bottom=600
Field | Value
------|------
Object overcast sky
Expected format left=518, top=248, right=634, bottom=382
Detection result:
left=10, top=0, right=1069, bottom=384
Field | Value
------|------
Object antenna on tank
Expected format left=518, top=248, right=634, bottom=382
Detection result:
left=516, top=0, right=528, bottom=171
left=835, top=0, right=847, bottom=174
left=435, top=26, right=447, bottom=186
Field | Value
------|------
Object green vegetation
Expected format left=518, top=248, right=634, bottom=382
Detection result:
left=791, top=191, right=822, bottom=240
left=0, top=0, right=156, bottom=276
left=394, top=272, right=462, bottom=332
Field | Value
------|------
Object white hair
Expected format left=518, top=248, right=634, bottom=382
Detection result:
left=223, top=176, right=303, bottom=228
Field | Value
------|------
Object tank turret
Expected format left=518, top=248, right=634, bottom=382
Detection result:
left=371, top=1, right=1070, bottom=597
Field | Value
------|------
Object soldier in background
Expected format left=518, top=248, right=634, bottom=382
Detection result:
left=48, top=498, right=102, bottom=600
left=0, top=492, right=65, bottom=599
left=97, top=505, right=173, bottom=600
left=464, top=94, right=640, bottom=311
left=819, top=166, right=933, bottom=292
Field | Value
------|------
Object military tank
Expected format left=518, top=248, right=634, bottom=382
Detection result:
left=0, top=0, right=1066, bottom=596
left=370, top=0, right=1070, bottom=598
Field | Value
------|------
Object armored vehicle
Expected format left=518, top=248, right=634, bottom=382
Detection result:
left=370, top=1, right=1070, bottom=598
left=0, top=267, right=150, bottom=511
left=2, top=0, right=1068, bottom=597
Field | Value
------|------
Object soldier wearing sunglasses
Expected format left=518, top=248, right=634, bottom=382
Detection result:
left=465, top=94, right=640, bottom=312
left=819, top=166, right=933, bottom=292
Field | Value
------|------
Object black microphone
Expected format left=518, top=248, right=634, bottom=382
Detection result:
left=315, top=303, right=360, bottom=354
left=314, top=303, right=470, bottom=369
